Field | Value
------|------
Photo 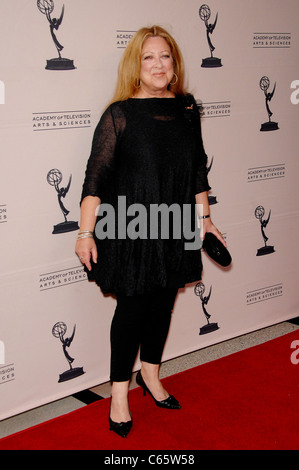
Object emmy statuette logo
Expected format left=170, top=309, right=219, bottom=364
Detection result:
left=259, top=76, right=279, bottom=131
left=199, top=4, right=222, bottom=68
left=37, top=0, right=76, bottom=70
left=47, top=169, right=79, bottom=234
left=194, top=282, right=219, bottom=335
left=52, top=322, right=85, bottom=383
left=255, top=205, right=275, bottom=256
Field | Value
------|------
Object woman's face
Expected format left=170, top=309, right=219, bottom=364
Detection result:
left=138, top=36, right=175, bottom=98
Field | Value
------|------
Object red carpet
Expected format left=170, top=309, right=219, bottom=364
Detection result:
left=1, top=331, right=299, bottom=450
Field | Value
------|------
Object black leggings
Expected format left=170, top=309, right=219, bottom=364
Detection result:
left=110, top=287, right=178, bottom=382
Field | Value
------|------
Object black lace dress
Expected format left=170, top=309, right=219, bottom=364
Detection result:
left=81, top=94, right=210, bottom=296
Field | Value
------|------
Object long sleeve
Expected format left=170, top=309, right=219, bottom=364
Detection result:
left=81, top=103, right=125, bottom=203
left=185, top=94, right=211, bottom=194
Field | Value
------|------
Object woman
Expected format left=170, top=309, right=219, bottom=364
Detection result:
left=75, top=26, right=225, bottom=438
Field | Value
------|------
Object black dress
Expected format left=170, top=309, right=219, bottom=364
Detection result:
left=81, top=94, right=210, bottom=296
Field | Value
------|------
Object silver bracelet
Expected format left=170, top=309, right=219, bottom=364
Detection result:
left=77, top=233, right=93, bottom=237
left=77, top=230, right=94, bottom=240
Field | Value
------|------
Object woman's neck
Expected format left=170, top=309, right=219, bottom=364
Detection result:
left=133, top=88, right=175, bottom=99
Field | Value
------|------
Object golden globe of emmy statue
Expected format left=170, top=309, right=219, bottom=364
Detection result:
left=37, top=0, right=76, bottom=70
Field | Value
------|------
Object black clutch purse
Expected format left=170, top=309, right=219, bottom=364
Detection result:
left=202, top=232, right=232, bottom=267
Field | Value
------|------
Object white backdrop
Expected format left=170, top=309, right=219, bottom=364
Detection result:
left=0, top=0, right=298, bottom=420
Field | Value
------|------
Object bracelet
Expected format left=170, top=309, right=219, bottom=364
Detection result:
left=77, top=230, right=94, bottom=240
left=198, top=214, right=210, bottom=219
left=77, top=235, right=93, bottom=240
left=77, top=234, right=93, bottom=239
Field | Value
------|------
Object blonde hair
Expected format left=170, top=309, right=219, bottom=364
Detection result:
left=111, top=25, right=186, bottom=102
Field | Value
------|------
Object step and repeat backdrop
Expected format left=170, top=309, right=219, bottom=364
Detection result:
left=0, top=0, right=298, bottom=420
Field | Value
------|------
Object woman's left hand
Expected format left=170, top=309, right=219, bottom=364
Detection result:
left=200, top=217, right=227, bottom=247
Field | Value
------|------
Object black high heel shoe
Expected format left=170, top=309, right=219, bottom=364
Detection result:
left=136, top=370, right=181, bottom=410
left=109, top=415, right=132, bottom=438
left=109, top=400, right=132, bottom=438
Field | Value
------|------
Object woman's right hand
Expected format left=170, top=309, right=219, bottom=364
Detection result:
left=75, top=237, right=98, bottom=271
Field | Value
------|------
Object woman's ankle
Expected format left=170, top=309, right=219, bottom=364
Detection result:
left=110, top=381, right=131, bottom=422
left=140, top=362, right=169, bottom=401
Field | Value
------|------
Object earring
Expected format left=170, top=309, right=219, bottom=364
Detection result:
left=169, top=73, right=178, bottom=86
left=134, top=79, right=141, bottom=89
